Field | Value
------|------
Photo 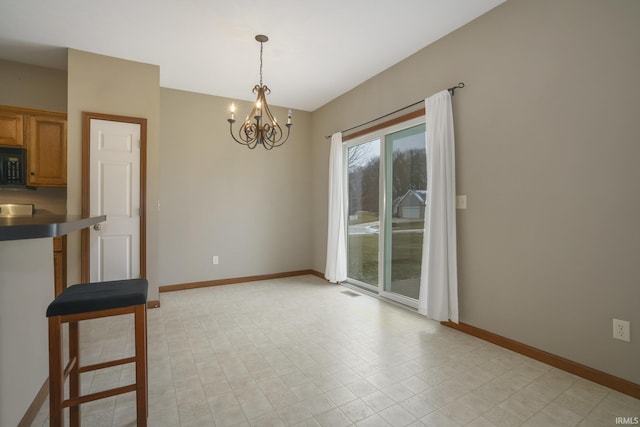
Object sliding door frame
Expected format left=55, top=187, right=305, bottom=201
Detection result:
left=344, top=114, right=425, bottom=308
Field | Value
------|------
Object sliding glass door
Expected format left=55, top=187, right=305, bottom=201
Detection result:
left=345, top=117, right=426, bottom=306
left=382, top=124, right=426, bottom=303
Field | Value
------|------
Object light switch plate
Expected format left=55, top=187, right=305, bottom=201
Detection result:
left=456, top=195, right=467, bottom=209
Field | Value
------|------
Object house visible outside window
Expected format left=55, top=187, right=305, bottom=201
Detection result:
left=345, top=117, right=426, bottom=308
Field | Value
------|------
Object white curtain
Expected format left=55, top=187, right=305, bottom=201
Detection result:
left=325, top=132, right=347, bottom=283
left=418, top=90, right=459, bottom=322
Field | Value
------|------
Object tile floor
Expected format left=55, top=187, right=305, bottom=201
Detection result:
left=33, top=275, right=639, bottom=426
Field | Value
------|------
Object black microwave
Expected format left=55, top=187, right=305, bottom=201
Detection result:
left=0, top=147, right=26, bottom=187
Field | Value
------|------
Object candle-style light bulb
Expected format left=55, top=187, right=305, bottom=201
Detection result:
left=287, top=109, right=292, bottom=125
left=230, top=103, right=236, bottom=121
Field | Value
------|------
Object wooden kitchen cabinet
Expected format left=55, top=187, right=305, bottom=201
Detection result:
left=27, top=115, right=67, bottom=187
left=0, top=105, right=67, bottom=187
left=0, top=110, right=24, bottom=147
left=53, top=236, right=67, bottom=296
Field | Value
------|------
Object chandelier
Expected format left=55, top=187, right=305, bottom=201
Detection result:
left=228, top=35, right=292, bottom=150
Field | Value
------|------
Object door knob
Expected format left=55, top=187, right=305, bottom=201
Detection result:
left=93, top=223, right=102, bottom=231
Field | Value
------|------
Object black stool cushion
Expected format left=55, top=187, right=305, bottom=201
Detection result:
left=47, top=279, right=148, bottom=317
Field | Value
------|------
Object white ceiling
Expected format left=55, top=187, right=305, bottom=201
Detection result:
left=0, top=0, right=505, bottom=112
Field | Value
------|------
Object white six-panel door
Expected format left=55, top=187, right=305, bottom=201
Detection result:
left=89, top=119, right=141, bottom=282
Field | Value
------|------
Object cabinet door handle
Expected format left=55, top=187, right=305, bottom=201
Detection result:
left=93, top=223, right=102, bottom=231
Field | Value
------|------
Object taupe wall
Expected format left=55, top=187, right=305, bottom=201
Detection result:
left=311, top=0, right=640, bottom=383
left=0, top=238, right=53, bottom=427
left=158, top=88, right=312, bottom=285
left=67, top=49, right=161, bottom=300
left=0, top=58, right=66, bottom=111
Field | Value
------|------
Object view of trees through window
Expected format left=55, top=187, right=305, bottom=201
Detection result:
left=347, top=122, right=427, bottom=301
left=347, top=139, right=380, bottom=285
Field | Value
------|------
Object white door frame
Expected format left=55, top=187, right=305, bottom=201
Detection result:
left=81, top=112, right=147, bottom=283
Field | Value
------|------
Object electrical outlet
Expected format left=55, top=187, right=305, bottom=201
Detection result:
left=212, top=256, right=219, bottom=265
left=613, top=319, right=630, bottom=342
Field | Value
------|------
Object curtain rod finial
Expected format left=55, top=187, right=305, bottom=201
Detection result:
left=448, top=82, right=465, bottom=96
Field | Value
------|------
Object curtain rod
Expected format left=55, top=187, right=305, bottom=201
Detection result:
left=324, top=82, right=464, bottom=139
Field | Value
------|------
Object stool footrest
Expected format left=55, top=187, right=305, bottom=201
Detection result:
left=63, top=384, right=137, bottom=408
left=79, top=356, right=136, bottom=373
left=63, top=357, right=78, bottom=379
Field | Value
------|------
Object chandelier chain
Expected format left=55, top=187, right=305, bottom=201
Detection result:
left=259, top=41, right=263, bottom=87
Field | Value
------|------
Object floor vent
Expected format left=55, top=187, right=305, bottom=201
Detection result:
left=341, top=290, right=362, bottom=297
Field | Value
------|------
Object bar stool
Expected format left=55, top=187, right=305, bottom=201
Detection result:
left=46, top=278, right=148, bottom=427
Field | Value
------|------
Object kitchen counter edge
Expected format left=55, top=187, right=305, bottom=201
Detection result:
left=0, top=215, right=107, bottom=241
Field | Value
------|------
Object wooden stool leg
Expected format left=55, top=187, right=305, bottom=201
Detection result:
left=69, top=321, right=80, bottom=427
left=48, top=316, right=64, bottom=427
left=134, top=304, right=148, bottom=426
left=145, top=305, right=149, bottom=415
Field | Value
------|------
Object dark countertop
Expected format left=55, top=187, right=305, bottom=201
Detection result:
left=0, top=214, right=107, bottom=241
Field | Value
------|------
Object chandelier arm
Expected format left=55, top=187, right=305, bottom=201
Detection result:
left=229, top=119, right=259, bottom=148
left=261, top=98, right=287, bottom=143
left=280, top=124, right=292, bottom=146
left=242, top=120, right=260, bottom=148
left=227, top=120, right=245, bottom=145
left=264, top=123, right=291, bottom=149
left=263, top=122, right=282, bottom=145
